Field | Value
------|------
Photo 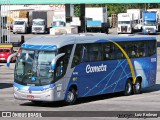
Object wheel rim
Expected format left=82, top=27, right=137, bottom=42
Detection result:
left=67, top=91, right=74, bottom=103
left=135, top=82, right=140, bottom=91
left=127, top=82, right=131, bottom=94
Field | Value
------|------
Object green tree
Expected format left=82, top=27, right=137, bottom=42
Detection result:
left=107, top=4, right=126, bottom=17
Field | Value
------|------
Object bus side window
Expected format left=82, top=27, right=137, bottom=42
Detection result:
left=148, top=40, right=156, bottom=56
left=114, top=43, right=125, bottom=59
left=55, top=45, right=73, bottom=80
left=103, top=43, right=114, bottom=60
left=71, top=44, right=83, bottom=68
left=127, top=43, right=138, bottom=58
left=138, top=42, right=146, bottom=57
left=55, top=57, right=65, bottom=80
left=88, top=44, right=102, bottom=62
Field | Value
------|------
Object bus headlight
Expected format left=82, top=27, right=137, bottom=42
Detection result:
left=43, top=88, right=54, bottom=92
left=13, top=86, right=18, bottom=91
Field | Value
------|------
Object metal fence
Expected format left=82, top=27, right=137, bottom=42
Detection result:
left=0, top=0, right=11, bottom=43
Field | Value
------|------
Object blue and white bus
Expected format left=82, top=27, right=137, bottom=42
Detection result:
left=7, top=33, right=157, bottom=104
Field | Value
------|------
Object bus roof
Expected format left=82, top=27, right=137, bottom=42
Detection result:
left=22, top=33, right=156, bottom=50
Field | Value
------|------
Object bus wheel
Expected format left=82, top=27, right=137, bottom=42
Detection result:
left=133, top=79, right=141, bottom=94
left=124, top=80, right=133, bottom=96
left=65, top=88, right=77, bottom=105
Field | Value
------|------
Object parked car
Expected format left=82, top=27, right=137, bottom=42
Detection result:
left=0, top=44, right=16, bottom=62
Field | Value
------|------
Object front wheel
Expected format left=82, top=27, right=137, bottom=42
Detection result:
left=133, top=80, right=141, bottom=94
left=65, top=88, right=77, bottom=105
left=124, top=80, right=133, bottom=96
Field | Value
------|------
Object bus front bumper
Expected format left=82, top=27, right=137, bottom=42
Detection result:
left=13, top=86, right=55, bottom=102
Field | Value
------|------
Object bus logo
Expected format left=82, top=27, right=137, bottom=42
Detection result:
left=86, top=64, right=107, bottom=73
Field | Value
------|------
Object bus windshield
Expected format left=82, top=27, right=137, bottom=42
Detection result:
left=14, top=49, right=56, bottom=86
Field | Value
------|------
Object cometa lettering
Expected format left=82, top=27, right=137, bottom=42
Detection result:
left=86, top=64, right=107, bottom=73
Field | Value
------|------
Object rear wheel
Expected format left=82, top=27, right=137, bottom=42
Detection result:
left=133, top=79, right=141, bottom=94
left=65, top=88, right=77, bottom=105
left=124, top=80, right=133, bottom=96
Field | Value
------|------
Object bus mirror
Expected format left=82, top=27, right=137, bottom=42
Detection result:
left=6, top=52, right=18, bottom=67
left=51, top=53, right=65, bottom=70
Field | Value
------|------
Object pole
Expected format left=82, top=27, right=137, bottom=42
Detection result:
left=0, top=5, right=2, bottom=43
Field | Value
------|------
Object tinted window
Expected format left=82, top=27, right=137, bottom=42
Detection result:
left=71, top=43, right=102, bottom=68
left=88, top=44, right=102, bottom=62
left=148, top=40, right=156, bottom=56
left=103, top=43, right=114, bottom=60
left=55, top=45, right=73, bottom=80
left=71, top=40, right=156, bottom=68
left=71, top=44, right=83, bottom=68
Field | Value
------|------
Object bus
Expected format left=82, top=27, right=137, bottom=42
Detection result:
left=7, top=33, right=157, bottom=105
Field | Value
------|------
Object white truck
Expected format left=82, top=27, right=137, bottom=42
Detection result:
left=31, top=11, right=54, bottom=34
left=32, top=18, right=46, bottom=34
left=127, top=9, right=143, bottom=32
left=52, top=11, right=66, bottom=28
left=13, top=18, right=28, bottom=34
left=50, top=17, right=79, bottom=35
left=50, top=11, right=79, bottom=35
left=117, top=13, right=134, bottom=34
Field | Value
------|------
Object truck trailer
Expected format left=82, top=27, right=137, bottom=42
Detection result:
left=85, top=7, right=109, bottom=34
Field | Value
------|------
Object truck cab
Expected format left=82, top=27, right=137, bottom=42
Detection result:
left=13, top=18, right=28, bottom=34
left=142, top=11, right=157, bottom=34
left=32, top=19, right=46, bottom=34
left=52, top=20, right=65, bottom=28
left=117, top=13, right=133, bottom=34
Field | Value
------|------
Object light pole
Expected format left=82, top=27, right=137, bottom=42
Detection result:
left=0, top=5, right=2, bottom=43
left=1, top=0, right=11, bottom=43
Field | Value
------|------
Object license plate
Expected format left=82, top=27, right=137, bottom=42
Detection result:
left=27, top=95, right=34, bottom=99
